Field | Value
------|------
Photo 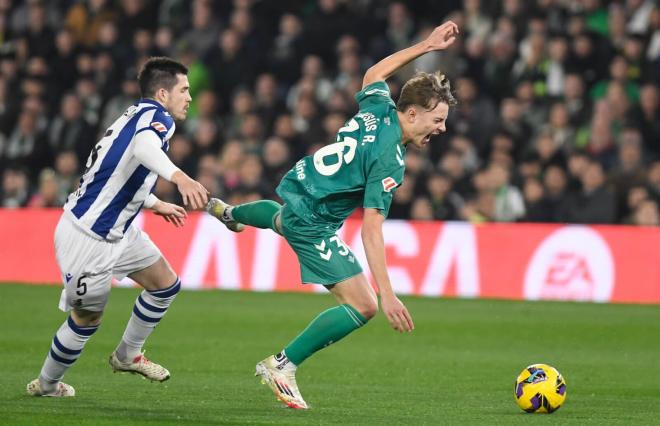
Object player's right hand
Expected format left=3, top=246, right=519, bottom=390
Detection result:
left=171, top=170, right=209, bottom=210
left=424, top=21, right=459, bottom=51
left=381, top=293, right=415, bottom=333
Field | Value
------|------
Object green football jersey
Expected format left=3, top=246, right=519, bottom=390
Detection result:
left=277, top=81, right=406, bottom=229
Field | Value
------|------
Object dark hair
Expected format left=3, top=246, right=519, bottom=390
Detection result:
left=137, top=57, right=188, bottom=98
left=397, top=71, right=457, bottom=112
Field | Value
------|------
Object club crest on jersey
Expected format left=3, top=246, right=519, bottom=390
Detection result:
left=151, top=122, right=167, bottom=133
left=382, top=177, right=397, bottom=192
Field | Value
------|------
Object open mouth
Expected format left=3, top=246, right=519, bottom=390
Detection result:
left=422, top=134, right=431, bottom=144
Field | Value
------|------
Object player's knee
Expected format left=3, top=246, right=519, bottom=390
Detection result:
left=356, top=299, right=379, bottom=321
left=71, top=309, right=103, bottom=327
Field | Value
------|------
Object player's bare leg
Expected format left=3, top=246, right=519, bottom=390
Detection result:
left=327, top=274, right=379, bottom=320
left=110, top=257, right=179, bottom=382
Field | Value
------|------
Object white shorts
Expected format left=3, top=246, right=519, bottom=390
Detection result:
left=55, top=212, right=162, bottom=312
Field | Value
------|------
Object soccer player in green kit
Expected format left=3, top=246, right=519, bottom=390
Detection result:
left=207, top=21, right=459, bottom=409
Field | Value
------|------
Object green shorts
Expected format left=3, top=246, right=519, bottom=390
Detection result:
left=279, top=204, right=363, bottom=286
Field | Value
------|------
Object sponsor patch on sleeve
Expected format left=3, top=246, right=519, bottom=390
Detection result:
left=382, top=177, right=397, bottom=192
left=151, top=122, right=167, bottom=133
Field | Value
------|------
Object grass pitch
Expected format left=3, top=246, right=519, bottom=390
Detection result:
left=1, top=284, right=658, bottom=425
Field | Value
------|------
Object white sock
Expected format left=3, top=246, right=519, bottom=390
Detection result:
left=115, top=277, right=181, bottom=362
left=223, top=206, right=235, bottom=221
left=39, top=316, right=98, bottom=391
left=275, top=350, right=297, bottom=373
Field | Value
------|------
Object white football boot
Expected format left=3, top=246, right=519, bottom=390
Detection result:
left=109, top=351, right=170, bottom=382
left=27, top=378, right=75, bottom=397
left=255, top=355, right=308, bottom=409
left=205, top=198, right=245, bottom=232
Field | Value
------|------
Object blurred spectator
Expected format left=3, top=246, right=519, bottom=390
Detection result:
left=489, top=162, right=525, bottom=222
left=22, top=0, right=55, bottom=59
left=590, top=55, right=640, bottom=103
left=1, top=107, right=50, bottom=176
left=27, top=168, right=61, bottom=207
left=48, top=93, right=95, bottom=164
left=286, top=55, right=333, bottom=109
left=64, top=0, right=117, bottom=47
left=269, top=13, right=304, bottom=85
left=262, top=136, right=292, bottom=184
left=558, top=160, right=617, bottom=224
left=254, top=73, right=286, bottom=134
left=75, top=77, right=102, bottom=128
left=53, top=150, right=79, bottom=201
left=179, top=0, right=220, bottom=59
left=168, top=134, right=196, bottom=178
left=236, top=153, right=269, bottom=197
left=497, top=97, right=530, bottom=157
left=410, top=196, right=434, bottom=221
left=629, top=83, right=660, bottom=158
left=645, top=161, right=660, bottom=201
left=100, top=70, right=141, bottom=132
left=50, top=28, right=79, bottom=98
left=609, top=128, right=647, bottom=215
left=438, top=149, right=472, bottom=197
left=218, top=139, right=245, bottom=194
left=451, top=76, right=497, bottom=153
left=292, top=94, right=324, bottom=147
left=176, top=44, right=211, bottom=119
left=562, top=73, right=591, bottom=128
left=426, top=172, right=462, bottom=221
left=632, top=199, right=660, bottom=226
left=302, top=0, right=352, bottom=65
left=541, top=164, right=569, bottom=222
left=207, top=28, right=253, bottom=109
left=542, top=102, right=575, bottom=152
left=191, top=116, right=221, bottom=159
left=1, top=165, right=29, bottom=207
left=521, top=177, right=546, bottom=222
left=623, top=184, right=652, bottom=224
left=534, top=131, right=565, bottom=169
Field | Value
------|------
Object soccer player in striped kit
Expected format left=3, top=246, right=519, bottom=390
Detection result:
left=27, top=57, right=209, bottom=397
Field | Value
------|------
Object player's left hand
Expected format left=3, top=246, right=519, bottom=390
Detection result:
left=381, top=293, right=415, bottom=333
left=152, top=200, right=187, bottom=227
left=424, top=21, right=459, bottom=51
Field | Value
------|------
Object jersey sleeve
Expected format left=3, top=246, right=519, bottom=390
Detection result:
left=135, top=108, right=175, bottom=147
left=363, top=150, right=405, bottom=218
left=355, top=81, right=396, bottom=110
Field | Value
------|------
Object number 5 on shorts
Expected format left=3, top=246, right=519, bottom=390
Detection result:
left=76, top=275, right=88, bottom=296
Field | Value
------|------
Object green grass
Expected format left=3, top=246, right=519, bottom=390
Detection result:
left=1, top=284, right=658, bottom=425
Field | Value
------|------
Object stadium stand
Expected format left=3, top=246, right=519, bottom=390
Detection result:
left=0, top=0, right=658, bottom=225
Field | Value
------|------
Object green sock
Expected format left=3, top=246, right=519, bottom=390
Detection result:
left=284, top=304, right=367, bottom=366
left=231, top=200, right=282, bottom=232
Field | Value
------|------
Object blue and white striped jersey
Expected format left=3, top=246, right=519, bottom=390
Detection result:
left=64, top=99, right=175, bottom=241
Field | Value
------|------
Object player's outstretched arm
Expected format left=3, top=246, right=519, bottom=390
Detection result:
left=362, top=20, right=459, bottom=89
left=171, top=170, right=209, bottom=210
left=362, top=208, right=415, bottom=333
left=133, top=130, right=209, bottom=210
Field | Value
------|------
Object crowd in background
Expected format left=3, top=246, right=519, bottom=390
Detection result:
left=0, top=0, right=659, bottom=226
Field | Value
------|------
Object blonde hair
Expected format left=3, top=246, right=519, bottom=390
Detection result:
left=397, top=71, right=457, bottom=112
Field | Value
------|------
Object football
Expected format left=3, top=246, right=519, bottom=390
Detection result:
left=514, top=364, right=567, bottom=413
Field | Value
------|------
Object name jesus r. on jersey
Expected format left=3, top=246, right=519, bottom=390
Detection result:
left=276, top=81, right=406, bottom=227
left=64, top=99, right=175, bottom=241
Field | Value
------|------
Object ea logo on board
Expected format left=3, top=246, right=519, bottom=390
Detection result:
left=524, top=227, right=614, bottom=302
